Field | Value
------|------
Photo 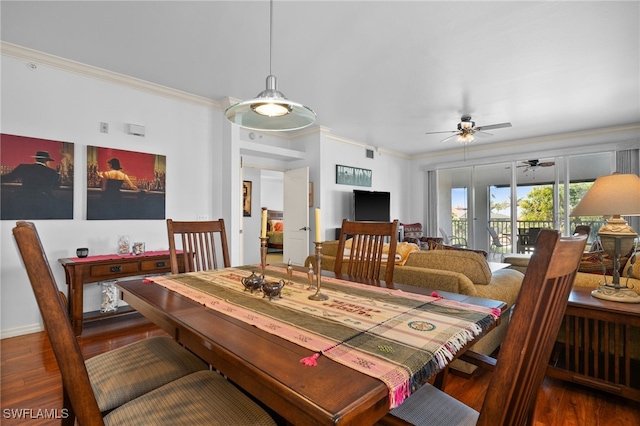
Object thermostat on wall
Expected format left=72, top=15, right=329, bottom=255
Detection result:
left=126, top=123, right=145, bottom=137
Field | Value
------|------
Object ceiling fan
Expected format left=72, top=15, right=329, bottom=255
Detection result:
left=517, top=159, right=555, bottom=172
left=425, top=115, right=512, bottom=143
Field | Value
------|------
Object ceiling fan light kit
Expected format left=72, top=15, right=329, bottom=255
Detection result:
left=426, top=115, right=512, bottom=144
left=225, top=0, right=316, bottom=132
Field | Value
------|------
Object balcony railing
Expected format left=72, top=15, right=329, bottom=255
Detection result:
left=451, top=219, right=604, bottom=253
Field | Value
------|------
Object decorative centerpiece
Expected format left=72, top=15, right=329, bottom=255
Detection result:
left=241, top=271, right=263, bottom=294
left=262, top=279, right=285, bottom=300
left=308, top=241, right=328, bottom=300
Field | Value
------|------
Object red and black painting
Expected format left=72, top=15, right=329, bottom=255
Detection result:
left=1, top=134, right=74, bottom=220
left=87, top=146, right=166, bottom=220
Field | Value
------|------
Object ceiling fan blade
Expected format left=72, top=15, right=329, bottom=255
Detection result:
left=425, top=130, right=457, bottom=135
left=439, top=134, right=459, bottom=143
left=474, top=130, right=493, bottom=137
left=476, top=122, right=512, bottom=131
left=539, top=162, right=555, bottom=167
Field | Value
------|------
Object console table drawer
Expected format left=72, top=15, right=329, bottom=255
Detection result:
left=90, top=262, right=139, bottom=277
left=141, top=259, right=171, bottom=272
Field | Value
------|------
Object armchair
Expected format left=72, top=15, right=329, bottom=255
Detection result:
left=402, top=223, right=442, bottom=250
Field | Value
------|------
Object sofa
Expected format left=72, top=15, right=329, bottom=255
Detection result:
left=304, top=240, right=525, bottom=375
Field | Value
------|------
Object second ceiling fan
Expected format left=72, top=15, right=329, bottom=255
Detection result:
left=426, top=115, right=512, bottom=143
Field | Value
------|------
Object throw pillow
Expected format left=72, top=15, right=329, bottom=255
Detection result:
left=402, top=223, right=423, bottom=239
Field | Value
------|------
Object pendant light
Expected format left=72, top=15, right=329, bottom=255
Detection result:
left=225, top=0, right=316, bottom=131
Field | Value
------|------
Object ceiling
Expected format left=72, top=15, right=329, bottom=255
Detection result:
left=2, top=1, right=639, bottom=157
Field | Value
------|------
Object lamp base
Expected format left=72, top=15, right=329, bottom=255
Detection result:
left=591, top=285, right=640, bottom=303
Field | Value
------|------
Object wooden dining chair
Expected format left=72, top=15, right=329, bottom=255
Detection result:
left=379, top=229, right=587, bottom=426
left=12, top=221, right=276, bottom=426
left=335, top=219, right=399, bottom=283
left=167, top=218, right=231, bottom=274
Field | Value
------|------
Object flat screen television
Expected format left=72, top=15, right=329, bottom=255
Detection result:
left=353, top=190, right=390, bottom=222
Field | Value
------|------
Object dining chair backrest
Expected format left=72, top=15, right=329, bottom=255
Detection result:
left=477, top=229, right=587, bottom=425
left=167, top=218, right=231, bottom=274
left=382, top=230, right=586, bottom=426
left=334, top=219, right=399, bottom=284
left=13, top=221, right=105, bottom=425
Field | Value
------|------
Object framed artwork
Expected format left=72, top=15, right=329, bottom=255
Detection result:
left=87, top=146, right=166, bottom=220
left=243, top=180, right=252, bottom=217
left=1, top=133, right=74, bottom=220
left=336, top=164, right=372, bottom=187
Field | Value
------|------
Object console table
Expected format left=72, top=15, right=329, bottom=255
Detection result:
left=59, top=251, right=182, bottom=335
left=547, top=286, right=640, bottom=402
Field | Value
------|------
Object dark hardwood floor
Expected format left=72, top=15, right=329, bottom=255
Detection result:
left=2, top=313, right=639, bottom=425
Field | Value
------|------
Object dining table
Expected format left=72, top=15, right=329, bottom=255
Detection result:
left=117, top=263, right=506, bottom=425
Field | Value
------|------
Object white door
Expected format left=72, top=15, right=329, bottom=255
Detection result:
left=283, top=167, right=309, bottom=266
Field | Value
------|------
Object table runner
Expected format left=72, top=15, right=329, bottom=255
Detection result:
left=150, top=265, right=499, bottom=408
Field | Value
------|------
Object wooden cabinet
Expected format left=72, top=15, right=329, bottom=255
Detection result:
left=547, top=287, right=640, bottom=402
left=59, top=251, right=182, bottom=335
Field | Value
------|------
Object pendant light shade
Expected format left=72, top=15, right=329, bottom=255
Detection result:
left=225, top=75, right=316, bottom=131
left=225, top=1, right=316, bottom=132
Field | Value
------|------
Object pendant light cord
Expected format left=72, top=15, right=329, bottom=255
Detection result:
left=269, top=0, right=273, bottom=76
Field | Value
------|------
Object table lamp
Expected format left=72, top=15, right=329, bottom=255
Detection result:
left=570, top=173, right=640, bottom=303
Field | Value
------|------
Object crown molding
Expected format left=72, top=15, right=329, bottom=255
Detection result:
left=324, top=132, right=410, bottom=160
left=1, top=41, right=220, bottom=109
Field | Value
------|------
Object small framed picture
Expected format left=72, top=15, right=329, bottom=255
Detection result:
left=336, top=165, right=372, bottom=187
left=243, top=180, right=252, bottom=217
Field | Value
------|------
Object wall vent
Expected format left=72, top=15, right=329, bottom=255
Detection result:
left=365, top=148, right=374, bottom=159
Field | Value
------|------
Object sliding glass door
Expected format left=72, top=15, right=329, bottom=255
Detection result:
left=435, top=151, right=614, bottom=253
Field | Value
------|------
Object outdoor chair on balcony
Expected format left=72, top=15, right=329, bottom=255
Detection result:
left=439, top=227, right=467, bottom=248
left=488, top=226, right=510, bottom=261
left=517, top=227, right=542, bottom=253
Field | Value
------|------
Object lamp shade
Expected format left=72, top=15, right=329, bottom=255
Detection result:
left=225, top=77, right=316, bottom=132
left=570, top=173, right=640, bottom=217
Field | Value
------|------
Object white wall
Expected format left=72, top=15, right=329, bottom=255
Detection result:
left=1, top=54, right=221, bottom=337
left=0, top=49, right=411, bottom=337
left=320, top=134, right=411, bottom=241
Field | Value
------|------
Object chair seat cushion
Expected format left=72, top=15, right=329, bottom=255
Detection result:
left=86, top=336, right=208, bottom=412
left=104, top=370, right=276, bottom=426
left=387, top=383, right=479, bottom=425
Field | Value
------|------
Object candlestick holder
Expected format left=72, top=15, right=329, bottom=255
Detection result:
left=309, top=241, right=328, bottom=301
left=307, top=262, right=315, bottom=290
left=286, top=259, right=293, bottom=285
left=260, top=237, right=269, bottom=279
